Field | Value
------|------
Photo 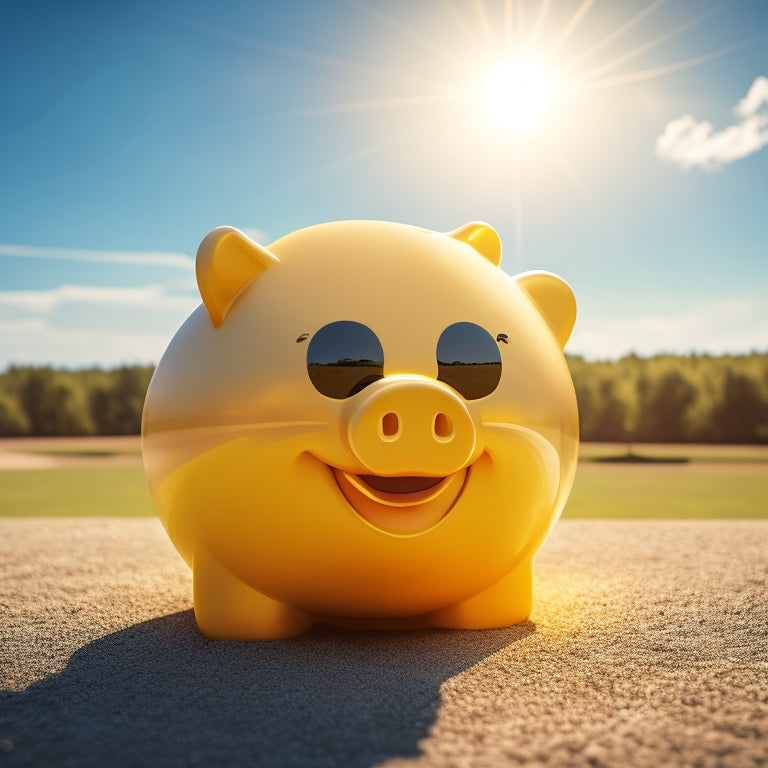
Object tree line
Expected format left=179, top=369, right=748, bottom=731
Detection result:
left=0, top=366, right=154, bottom=437
left=569, top=352, right=768, bottom=444
left=0, top=352, right=766, bottom=442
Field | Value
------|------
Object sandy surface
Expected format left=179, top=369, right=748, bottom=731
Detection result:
left=1, top=518, right=766, bottom=767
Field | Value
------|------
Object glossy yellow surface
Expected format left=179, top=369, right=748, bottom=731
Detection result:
left=142, top=220, right=578, bottom=640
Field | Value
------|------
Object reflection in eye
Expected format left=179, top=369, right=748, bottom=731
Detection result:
left=436, top=322, right=502, bottom=399
left=307, top=321, right=384, bottom=399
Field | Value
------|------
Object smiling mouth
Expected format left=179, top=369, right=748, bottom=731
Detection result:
left=332, top=467, right=468, bottom=534
left=358, top=474, right=444, bottom=494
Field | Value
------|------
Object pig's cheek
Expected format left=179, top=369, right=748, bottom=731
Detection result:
left=481, top=423, right=561, bottom=517
left=294, top=399, right=362, bottom=473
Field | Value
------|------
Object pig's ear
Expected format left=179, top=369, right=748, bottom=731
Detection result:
left=516, top=272, right=576, bottom=349
left=196, top=227, right=279, bottom=327
left=447, top=222, right=502, bottom=267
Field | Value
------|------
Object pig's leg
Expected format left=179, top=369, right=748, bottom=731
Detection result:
left=193, top=544, right=314, bottom=640
left=425, top=555, right=533, bottom=629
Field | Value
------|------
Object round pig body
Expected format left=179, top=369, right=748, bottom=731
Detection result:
left=142, top=220, right=578, bottom=640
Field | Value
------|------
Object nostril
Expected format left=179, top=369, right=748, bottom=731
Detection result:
left=381, top=412, right=399, bottom=439
left=433, top=412, right=454, bottom=440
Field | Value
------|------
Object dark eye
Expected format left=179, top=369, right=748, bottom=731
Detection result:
left=436, top=322, right=502, bottom=399
left=307, top=321, right=384, bottom=399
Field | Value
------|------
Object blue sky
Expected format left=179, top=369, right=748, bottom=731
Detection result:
left=1, top=0, right=767, bottom=368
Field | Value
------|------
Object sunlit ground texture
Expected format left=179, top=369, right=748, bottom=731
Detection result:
left=1, top=517, right=765, bottom=767
left=0, top=438, right=765, bottom=518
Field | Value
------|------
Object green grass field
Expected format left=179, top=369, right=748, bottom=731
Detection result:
left=0, top=467, right=155, bottom=516
left=565, top=442, right=768, bottom=518
left=562, top=463, right=767, bottom=518
left=0, top=440, right=765, bottom=518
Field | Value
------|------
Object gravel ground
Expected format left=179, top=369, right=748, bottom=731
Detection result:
left=1, top=518, right=766, bottom=768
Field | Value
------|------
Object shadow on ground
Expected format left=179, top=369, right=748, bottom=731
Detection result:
left=1, top=610, right=532, bottom=768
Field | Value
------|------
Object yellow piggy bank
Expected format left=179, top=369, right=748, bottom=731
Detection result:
left=142, top=221, right=578, bottom=640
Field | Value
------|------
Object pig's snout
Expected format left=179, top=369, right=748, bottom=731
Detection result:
left=347, top=375, right=476, bottom=476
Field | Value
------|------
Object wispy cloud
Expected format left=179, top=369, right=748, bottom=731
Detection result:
left=0, top=319, right=182, bottom=369
left=0, top=281, right=201, bottom=370
left=0, top=243, right=194, bottom=269
left=0, top=283, right=201, bottom=368
left=0, top=285, right=198, bottom=314
left=569, top=298, right=768, bottom=360
left=735, top=75, right=768, bottom=117
left=655, top=75, right=768, bottom=170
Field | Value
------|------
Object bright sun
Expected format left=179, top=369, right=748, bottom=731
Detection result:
left=483, top=59, right=552, bottom=132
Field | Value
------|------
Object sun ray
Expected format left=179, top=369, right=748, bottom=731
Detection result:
left=511, top=140, right=525, bottom=273
left=504, top=0, right=527, bottom=52
left=173, top=0, right=766, bottom=264
left=517, top=0, right=529, bottom=52
left=504, top=0, right=515, bottom=50
left=161, top=11, right=444, bottom=93
left=545, top=0, right=596, bottom=57
left=569, top=1, right=730, bottom=85
left=250, top=113, right=446, bottom=210
left=573, top=33, right=768, bottom=92
left=439, top=0, right=486, bottom=56
left=563, top=0, right=670, bottom=71
left=264, top=93, right=456, bottom=120
left=347, top=0, right=460, bottom=70
left=525, top=0, right=552, bottom=55
left=473, top=0, right=497, bottom=53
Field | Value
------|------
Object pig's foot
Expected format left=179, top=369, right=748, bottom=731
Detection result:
left=425, top=556, right=533, bottom=629
left=193, top=545, right=314, bottom=640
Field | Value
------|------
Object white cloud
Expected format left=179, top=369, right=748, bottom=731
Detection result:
left=655, top=76, right=768, bottom=170
left=0, top=319, right=181, bottom=369
left=735, top=75, right=768, bottom=118
left=568, top=297, right=768, bottom=360
left=0, top=284, right=198, bottom=314
left=0, top=233, right=285, bottom=368
left=239, top=228, right=268, bottom=244
left=0, top=243, right=194, bottom=269
left=0, top=283, right=201, bottom=368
